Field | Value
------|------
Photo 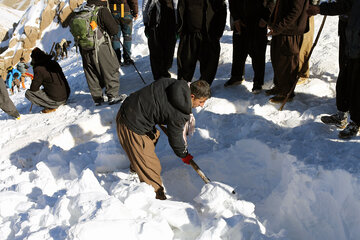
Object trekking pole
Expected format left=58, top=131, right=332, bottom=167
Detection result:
left=115, top=36, right=146, bottom=85
left=279, top=15, right=327, bottom=111
left=159, top=125, right=211, bottom=184
left=29, top=103, right=33, bottom=113
left=48, top=42, right=55, bottom=56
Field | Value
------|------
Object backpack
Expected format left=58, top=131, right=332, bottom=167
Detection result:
left=69, top=4, right=107, bottom=51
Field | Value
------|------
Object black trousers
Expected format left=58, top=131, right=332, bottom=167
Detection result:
left=337, top=58, right=360, bottom=124
left=336, top=19, right=349, bottom=112
left=231, top=26, right=267, bottom=88
left=146, top=6, right=177, bottom=81
left=177, top=32, right=221, bottom=85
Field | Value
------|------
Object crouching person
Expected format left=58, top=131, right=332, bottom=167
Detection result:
left=116, top=79, right=211, bottom=200
left=25, top=48, right=70, bottom=113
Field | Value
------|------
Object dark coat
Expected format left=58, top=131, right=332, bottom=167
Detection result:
left=119, top=78, right=191, bottom=158
left=108, top=0, right=138, bottom=16
left=86, top=0, right=119, bottom=36
left=269, top=0, right=309, bottom=35
left=178, top=0, right=227, bottom=40
left=229, top=0, right=272, bottom=26
left=30, top=51, right=70, bottom=102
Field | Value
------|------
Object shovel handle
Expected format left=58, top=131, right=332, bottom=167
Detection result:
left=189, top=159, right=211, bottom=184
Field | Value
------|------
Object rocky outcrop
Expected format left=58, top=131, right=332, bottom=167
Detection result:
left=0, top=0, right=85, bottom=77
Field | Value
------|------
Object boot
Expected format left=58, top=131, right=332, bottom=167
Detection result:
left=338, top=122, right=359, bottom=139
left=321, top=111, right=348, bottom=128
left=155, top=188, right=167, bottom=200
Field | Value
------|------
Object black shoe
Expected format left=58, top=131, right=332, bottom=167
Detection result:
left=155, top=188, right=167, bottom=200
left=338, top=122, right=359, bottom=139
left=108, top=94, right=127, bottom=105
left=252, top=86, right=262, bottom=94
left=224, top=77, right=244, bottom=87
left=123, top=59, right=134, bottom=66
left=321, top=111, right=348, bottom=128
left=94, top=97, right=104, bottom=106
left=265, top=87, right=279, bottom=96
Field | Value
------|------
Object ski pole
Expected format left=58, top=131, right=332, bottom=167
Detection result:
left=29, top=103, right=33, bottom=113
left=158, top=124, right=211, bottom=184
left=115, top=36, right=146, bottom=85
left=279, top=15, right=327, bottom=110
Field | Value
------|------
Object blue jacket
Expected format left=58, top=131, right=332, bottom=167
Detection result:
left=6, top=68, right=21, bottom=88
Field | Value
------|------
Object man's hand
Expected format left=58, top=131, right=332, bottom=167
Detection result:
left=182, top=154, right=193, bottom=165
left=307, top=5, right=320, bottom=16
left=233, top=19, right=246, bottom=34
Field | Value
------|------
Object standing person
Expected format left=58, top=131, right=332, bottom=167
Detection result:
left=297, top=15, right=315, bottom=85
left=5, top=66, right=22, bottom=94
left=25, top=48, right=70, bottom=113
left=77, top=0, right=125, bottom=106
left=307, top=1, right=351, bottom=129
left=143, top=0, right=178, bottom=81
left=0, top=75, right=20, bottom=119
left=308, top=0, right=359, bottom=139
left=16, top=57, right=30, bottom=89
left=177, top=0, right=227, bottom=86
left=116, top=79, right=211, bottom=199
left=224, top=0, right=271, bottom=94
left=265, top=0, right=309, bottom=103
left=108, top=0, right=138, bottom=66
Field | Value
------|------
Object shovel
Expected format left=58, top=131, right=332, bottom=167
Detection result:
left=159, top=125, right=237, bottom=195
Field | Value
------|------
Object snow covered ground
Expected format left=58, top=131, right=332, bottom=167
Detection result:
left=0, top=7, right=360, bottom=240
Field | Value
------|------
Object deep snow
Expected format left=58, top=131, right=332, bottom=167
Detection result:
left=0, top=3, right=360, bottom=240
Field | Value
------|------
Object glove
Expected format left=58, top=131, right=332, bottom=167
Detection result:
left=182, top=154, right=193, bottom=165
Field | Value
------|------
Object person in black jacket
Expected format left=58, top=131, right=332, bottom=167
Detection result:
left=80, top=0, right=125, bottom=106
left=224, top=0, right=271, bottom=94
left=25, top=48, right=70, bottom=113
left=116, top=79, right=211, bottom=200
left=143, top=0, right=178, bottom=81
left=308, top=0, right=360, bottom=139
left=177, top=0, right=227, bottom=86
left=108, top=0, right=138, bottom=65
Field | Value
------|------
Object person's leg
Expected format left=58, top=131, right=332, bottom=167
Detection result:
left=250, top=26, right=267, bottom=90
left=120, top=14, right=133, bottom=63
left=199, top=37, right=221, bottom=86
left=80, top=49, right=104, bottom=103
left=348, top=58, right=360, bottom=125
left=147, top=27, right=165, bottom=80
left=116, top=116, right=164, bottom=198
left=25, top=89, right=65, bottom=109
left=298, top=16, right=314, bottom=78
left=224, top=32, right=247, bottom=87
left=177, top=33, right=200, bottom=82
left=111, top=13, right=122, bottom=64
left=0, top=79, right=19, bottom=118
left=97, top=43, right=120, bottom=100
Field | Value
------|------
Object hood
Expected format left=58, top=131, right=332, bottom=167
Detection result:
left=166, top=80, right=192, bottom=115
left=31, top=47, right=52, bottom=67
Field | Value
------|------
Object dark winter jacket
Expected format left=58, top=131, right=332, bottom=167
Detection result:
left=319, top=0, right=359, bottom=58
left=269, top=0, right=309, bottom=35
left=119, top=78, right=191, bottom=158
left=30, top=49, right=70, bottom=102
left=178, top=0, right=227, bottom=40
left=86, top=0, right=119, bottom=36
left=108, top=0, right=138, bottom=17
left=229, top=0, right=272, bottom=26
left=143, top=0, right=177, bottom=28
